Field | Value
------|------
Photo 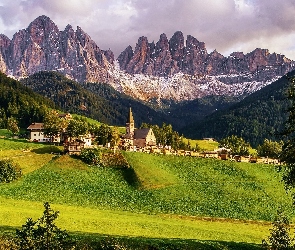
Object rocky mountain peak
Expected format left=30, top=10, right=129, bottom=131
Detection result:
left=117, top=31, right=295, bottom=78
left=0, top=15, right=114, bottom=83
left=0, top=35, right=10, bottom=48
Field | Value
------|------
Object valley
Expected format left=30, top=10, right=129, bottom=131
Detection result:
left=0, top=135, right=292, bottom=249
left=1, top=13, right=295, bottom=249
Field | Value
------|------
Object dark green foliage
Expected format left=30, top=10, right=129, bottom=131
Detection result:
left=0, top=159, right=22, bottom=183
left=80, top=148, right=129, bottom=169
left=67, top=117, right=88, bottom=138
left=95, top=123, right=112, bottom=146
left=280, top=77, right=295, bottom=196
left=219, top=135, right=250, bottom=156
left=167, top=95, right=239, bottom=128
left=80, top=148, right=101, bottom=166
left=15, top=202, right=70, bottom=250
left=141, top=122, right=193, bottom=150
left=182, top=71, right=295, bottom=147
left=101, top=152, right=129, bottom=168
left=21, top=71, right=172, bottom=127
left=257, top=139, right=283, bottom=158
left=0, top=235, right=17, bottom=250
left=0, top=72, right=56, bottom=129
left=43, top=110, right=64, bottom=142
left=7, top=117, right=19, bottom=135
left=262, top=210, right=294, bottom=250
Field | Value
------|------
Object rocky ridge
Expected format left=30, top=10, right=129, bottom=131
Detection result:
left=118, top=31, right=294, bottom=78
left=0, top=15, right=113, bottom=83
left=0, top=16, right=294, bottom=104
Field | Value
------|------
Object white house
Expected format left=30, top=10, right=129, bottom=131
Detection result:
left=27, top=123, right=60, bottom=143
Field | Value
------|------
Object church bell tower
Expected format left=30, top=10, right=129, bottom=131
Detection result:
left=126, top=107, right=135, bottom=137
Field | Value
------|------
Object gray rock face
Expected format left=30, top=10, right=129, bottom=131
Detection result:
left=0, top=15, right=113, bottom=82
left=118, top=31, right=294, bottom=79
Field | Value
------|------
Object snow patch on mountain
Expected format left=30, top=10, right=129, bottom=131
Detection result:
left=108, top=60, right=278, bottom=104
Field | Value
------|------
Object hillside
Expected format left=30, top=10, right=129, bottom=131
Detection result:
left=20, top=71, right=172, bottom=127
left=0, top=137, right=293, bottom=248
left=182, top=70, right=295, bottom=147
left=0, top=139, right=293, bottom=248
left=0, top=72, right=57, bottom=129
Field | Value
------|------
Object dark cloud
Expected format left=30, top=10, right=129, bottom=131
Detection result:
left=0, top=0, right=295, bottom=58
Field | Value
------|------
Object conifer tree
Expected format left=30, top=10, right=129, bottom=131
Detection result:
left=280, top=77, right=295, bottom=191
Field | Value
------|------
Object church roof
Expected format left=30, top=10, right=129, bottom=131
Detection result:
left=134, top=128, right=151, bottom=139
left=127, top=107, right=134, bottom=124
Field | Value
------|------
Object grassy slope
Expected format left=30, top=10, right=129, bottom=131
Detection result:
left=0, top=197, right=269, bottom=245
left=0, top=137, right=293, bottom=247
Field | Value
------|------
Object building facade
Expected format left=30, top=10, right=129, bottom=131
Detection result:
left=123, top=107, right=157, bottom=148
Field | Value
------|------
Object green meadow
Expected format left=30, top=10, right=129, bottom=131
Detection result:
left=0, top=136, right=293, bottom=248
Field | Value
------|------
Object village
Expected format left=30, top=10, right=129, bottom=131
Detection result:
left=26, top=108, right=280, bottom=165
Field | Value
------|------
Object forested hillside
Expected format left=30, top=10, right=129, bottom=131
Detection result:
left=21, top=71, right=172, bottom=127
left=0, top=72, right=57, bottom=128
left=167, top=95, right=239, bottom=128
left=182, top=70, right=295, bottom=147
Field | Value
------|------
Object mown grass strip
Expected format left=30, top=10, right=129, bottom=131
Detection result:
left=0, top=197, right=269, bottom=244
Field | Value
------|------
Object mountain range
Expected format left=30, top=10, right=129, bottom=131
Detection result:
left=0, top=15, right=294, bottom=105
left=0, top=15, right=294, bottom=146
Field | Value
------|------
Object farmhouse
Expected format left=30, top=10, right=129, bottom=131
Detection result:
left=27, top=122, right=60, bottom=143
left=64, top=139, right=85, bottom=155
left=123, top=108, right=157, bottom=148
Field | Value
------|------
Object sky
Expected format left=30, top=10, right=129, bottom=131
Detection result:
left=1, top=0, right=295, bottom=59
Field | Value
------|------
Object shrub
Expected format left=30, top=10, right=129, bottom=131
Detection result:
left=15, top=202, right=71, bottom=249
left=101, top=152, right=129, bottom=169
left=80, top=148, right=101, bottom=166
left=0, top=159, right=22, bottom=183
left=0, top=235, right=17, bottom=250
left=262, top=210, right=294, bottom=249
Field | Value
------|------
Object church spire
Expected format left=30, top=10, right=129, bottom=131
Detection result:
left=126, top=107, right=135, bottom=137
left=128, top=107, right=134, bottom=124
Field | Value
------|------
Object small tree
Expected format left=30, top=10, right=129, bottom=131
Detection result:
left=257, top=139, right=283, bottom=159
left=0, top=159, right=22, bottom=183
left=262, top=210, right=294, bottom=249
left=7, top=117, right=19, bottom=135
left=80, top=148, right=101, bottom=166
left=67, top=117, right=88, bottom=140
left=219, top=135, right=250, bottom=156
left=111, top=127, right=120, bottom=147
left=95, top=123, right=113, bottom=146
left=15, top=202, right=70, bottom=249
left=43, top=110, right=62, bottom=143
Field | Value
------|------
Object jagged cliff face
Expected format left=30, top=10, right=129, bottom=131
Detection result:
left=118, top=31, right=294, bottom=79
left=1, top=16, right=294, bottom=104
left=0, top=15, right=113, bottom=82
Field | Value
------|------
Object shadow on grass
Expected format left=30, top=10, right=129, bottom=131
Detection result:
left=31, top=146, right=63, bottom=154
left=69, top=231, right=262, bottom=250
left=121, top=167, right=142, bottom=189
left=0, top=225, right=17, bottom=237
left=0, top=225, right=262, bottom=249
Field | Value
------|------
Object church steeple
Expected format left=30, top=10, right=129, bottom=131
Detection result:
left=126, top=107, right=135, bottom=137
left=128, top=107, right=134, bottom=124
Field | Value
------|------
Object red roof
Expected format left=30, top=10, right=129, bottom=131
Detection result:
left=27, top=123, right=44, bottom=130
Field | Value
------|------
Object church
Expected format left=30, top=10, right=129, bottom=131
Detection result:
left=123, top=108, right=157, bottom=148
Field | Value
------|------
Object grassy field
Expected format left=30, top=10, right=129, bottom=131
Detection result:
left=0, top=197, right=270, bottom=246
left=0, top=137, right=293, bottom=248
left=182, top=138, right=219, bottom=151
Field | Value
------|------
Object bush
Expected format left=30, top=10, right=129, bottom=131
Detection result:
left=0, top=235, right=17, bottom=250
left=80, top=148, right=101, bottom=166
left=15, top=202, right=71, bottom=249
left=0, top=159, right=22, bottom=183
left=101, top=152, right=129, bottom=169
left=262, top=210, right=294, bottom=249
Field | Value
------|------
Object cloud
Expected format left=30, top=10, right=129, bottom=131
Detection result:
left=0, top=0, right=295, bottom=59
